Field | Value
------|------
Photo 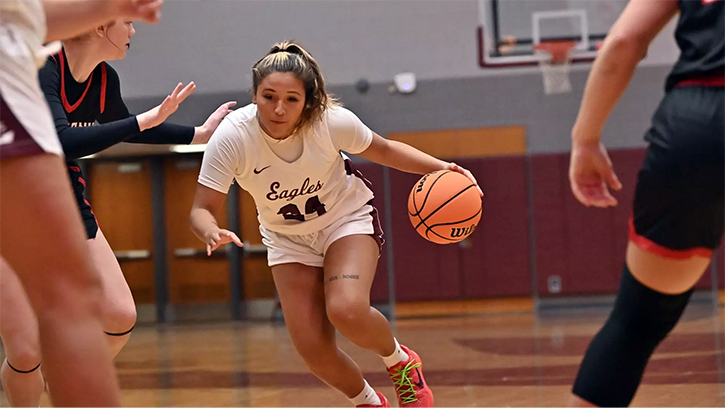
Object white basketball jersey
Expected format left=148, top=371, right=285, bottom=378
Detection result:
left=0, top=0, right=63, bottom=156
left=0, top=0, right=60, bottom=68
left=199, top=104, right=375, bottom=236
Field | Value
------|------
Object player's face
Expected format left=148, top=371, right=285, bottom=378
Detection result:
left=253, top=72, right=306, bottom=139
left=104, top=19, right=135, bottom=60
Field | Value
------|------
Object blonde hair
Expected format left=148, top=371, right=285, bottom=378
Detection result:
left=252, top=41, right=339, bottom=135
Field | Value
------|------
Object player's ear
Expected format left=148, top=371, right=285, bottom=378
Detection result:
left=94, top=25, right=105, bottom=38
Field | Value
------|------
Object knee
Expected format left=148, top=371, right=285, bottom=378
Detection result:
left=4, top=342, right=41, bottom=372
left=326, top=296, right=370, bottom=329
left=33, top=277, right=105, bottom=324
left=292, top=334, right=337, bottom=370
left=103, top=302, right=137, bottom=335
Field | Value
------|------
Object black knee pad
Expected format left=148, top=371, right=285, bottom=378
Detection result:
left=104, top=325, right=135, bottom=337
left=7, top=360, right=40, bottom=374
left=572, top=266, right=693, bottom=407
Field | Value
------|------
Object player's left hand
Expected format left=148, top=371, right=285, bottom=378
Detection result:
left=447, top=162, right=483, bottom=197
left=192, top=101, right=237, bottom=144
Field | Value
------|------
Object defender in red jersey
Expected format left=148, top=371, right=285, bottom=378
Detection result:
left=568, top=0, right=723, bottom=406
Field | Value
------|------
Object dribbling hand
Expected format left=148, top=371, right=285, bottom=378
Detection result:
left=204, top=229, right=243, bottom=256
left=569, top=140, right=622, bottom=207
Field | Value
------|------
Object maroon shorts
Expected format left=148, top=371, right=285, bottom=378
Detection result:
left=0, top=92, right=45, bottom=161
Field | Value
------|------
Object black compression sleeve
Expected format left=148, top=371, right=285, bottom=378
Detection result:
left=126, top=122, right=195, bottom=145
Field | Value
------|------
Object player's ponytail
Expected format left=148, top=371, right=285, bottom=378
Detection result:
left=252, top=41, right=339, bottom=135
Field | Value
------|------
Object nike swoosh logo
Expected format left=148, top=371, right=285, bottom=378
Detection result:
left=253, top=165, right=271, bottom=174
left=414, top=367, right=425, bottom=389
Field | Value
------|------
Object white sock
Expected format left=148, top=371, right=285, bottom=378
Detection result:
left=381, top=338, right=409, bottom=368
left=349, top=380, right=381, bottom=406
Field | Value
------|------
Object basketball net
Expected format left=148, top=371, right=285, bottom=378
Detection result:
left=534, top=41, right=575, bottom=94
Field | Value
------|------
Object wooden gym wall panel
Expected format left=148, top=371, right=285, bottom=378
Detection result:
left=457, top=156, right=531, bottom=298
left=88, top=159, right=155, bottom=303
left=238, top=189, right=275, bottom=300
left=388, top=126, right=526, bottom=158
left=351, top=162, right=389, bottom=303
left=164, top=155, right=231, bottom=303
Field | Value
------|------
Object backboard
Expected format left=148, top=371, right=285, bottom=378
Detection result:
left=478, top=0, right=628, bottom=68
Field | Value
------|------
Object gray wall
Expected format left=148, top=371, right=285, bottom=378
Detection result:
left=126, top=64, right=669, bottom=154
left=114, top=0, right=677, bottom=96
left=113, top=0, right=678, bottom=155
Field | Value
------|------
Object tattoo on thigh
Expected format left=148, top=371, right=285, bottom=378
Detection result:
left=328, top=274, right=360, bottom=283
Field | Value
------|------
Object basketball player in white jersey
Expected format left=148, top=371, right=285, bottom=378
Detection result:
left=0, top=0, right=162, bottom=405
left=191, top=41, right=482, bottom=408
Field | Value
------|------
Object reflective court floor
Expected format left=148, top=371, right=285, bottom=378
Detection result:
left=1, top=301, right=723, bottom=407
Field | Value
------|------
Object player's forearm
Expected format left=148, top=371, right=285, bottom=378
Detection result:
left=57, top=118, right=140, bottom=159
left=572, top=35, right=646, bottom=144
left=127, top=122, right=194, bottom=145
left=41, top=0, right=120, bottom=42
left=381, top=141, right=449, bottom=175
left=189, top=207, right=220, bottom=243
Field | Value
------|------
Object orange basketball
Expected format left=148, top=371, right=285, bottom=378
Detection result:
left=407, top=170, right=482, bottom=244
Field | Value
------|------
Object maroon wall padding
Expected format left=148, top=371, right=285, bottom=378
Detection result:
left=531, top=152, right=618, bottom=296
left=386, top=156, right=531, bottom=301
left=388, top=168, right=463, bottom=301
left=531, top=148, right=720, bottom=296
left=353, top=162, right=389, bottom=303
left=532, top=149, right=647, bottom=297
left=359, top=146, right=722, bottom=302
left=456, top=157, right=531, bottom=298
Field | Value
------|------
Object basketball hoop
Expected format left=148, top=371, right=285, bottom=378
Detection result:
left=534, top=40, right=576, bottom=94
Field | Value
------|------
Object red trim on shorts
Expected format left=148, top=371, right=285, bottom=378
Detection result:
left=100, top=63, right=107, bottom=114
left=59, top=50, right=94, bottom=113
left=68, top=165, right=81, bottom=172
left=676, top=71, right=725, bottom=88
left=77, top=176, right=86, bottom=188
left=628, top=218, right=713, bottom=259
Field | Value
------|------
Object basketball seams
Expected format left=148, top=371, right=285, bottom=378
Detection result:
left=414, top=184, right=477, bottom=229
left=427, top=207, right=482, bottom=229
left=409, top=170, right=450, bottom=217
left=423, top=207, right=482, bottom=242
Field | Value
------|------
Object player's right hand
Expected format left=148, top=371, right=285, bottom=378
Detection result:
left=204, top=228, right=243, bottom=256
left=136, top=82, right=196, bottom=131
left=569, top=140, right=622, bottom=208
left=113, top=0, right=164, bottom=24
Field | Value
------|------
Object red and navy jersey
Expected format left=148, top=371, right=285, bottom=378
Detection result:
left=666, top=0, right=725, bottom=90
left=38, top=48, right=195, bottom=222
left=38, top=48, right=194, bottom=161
